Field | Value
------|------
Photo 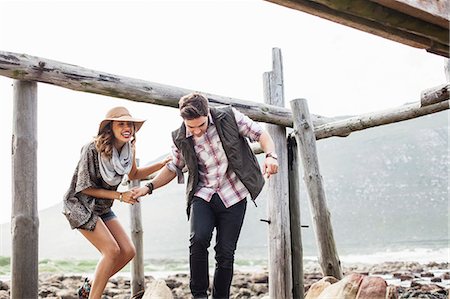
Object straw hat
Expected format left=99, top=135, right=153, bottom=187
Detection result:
left=98, top=106, right=145, bottom=134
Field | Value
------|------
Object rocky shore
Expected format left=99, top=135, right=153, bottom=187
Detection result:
left=0, top=261, right=448, bottom=298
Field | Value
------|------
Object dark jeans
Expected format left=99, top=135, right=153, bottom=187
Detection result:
left=189, top=194, right=247, bottom=299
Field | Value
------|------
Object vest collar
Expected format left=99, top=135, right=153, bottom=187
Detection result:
left=174, top=106, right=228, bottom=143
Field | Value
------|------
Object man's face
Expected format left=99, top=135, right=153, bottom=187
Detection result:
left=185, top=116, right=208, bottom=138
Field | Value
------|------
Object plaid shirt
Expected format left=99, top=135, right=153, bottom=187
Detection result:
left=167, top=108, right=263, bottom=208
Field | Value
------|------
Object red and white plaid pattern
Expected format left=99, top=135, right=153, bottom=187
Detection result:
left=167, top=108, right=262, bottom=208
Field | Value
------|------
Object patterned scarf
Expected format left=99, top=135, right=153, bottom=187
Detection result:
left=98, top=141, right=133, bottom=186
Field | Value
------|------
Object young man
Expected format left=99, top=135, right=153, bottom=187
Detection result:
left=132, top=93, right=278, bottom=299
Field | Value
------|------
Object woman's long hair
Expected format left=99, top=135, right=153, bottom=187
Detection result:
left=94, top=122, right=136, bottom=159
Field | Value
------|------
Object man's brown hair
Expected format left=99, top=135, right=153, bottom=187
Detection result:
left=179, top=93, right=209, bottom=120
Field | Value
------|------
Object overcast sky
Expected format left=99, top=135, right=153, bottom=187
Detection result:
left=0, top=0, right=447, bottom=224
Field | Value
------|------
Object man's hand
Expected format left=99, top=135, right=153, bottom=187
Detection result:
left=263, top=156, right=279, bottom=179
left=130, top=186, right=150, bottom=200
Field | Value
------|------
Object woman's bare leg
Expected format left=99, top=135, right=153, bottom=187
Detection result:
left=104, top=218, right=136, bottom=277
left=79, top=219, right=121, bottom=299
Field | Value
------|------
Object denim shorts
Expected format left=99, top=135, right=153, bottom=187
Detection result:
left=99, top=210, right=117, bottom=222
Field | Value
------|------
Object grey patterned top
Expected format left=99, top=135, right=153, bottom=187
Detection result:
left=63, top=142, right=121, bottom=231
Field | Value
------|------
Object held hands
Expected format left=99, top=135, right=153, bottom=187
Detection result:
left=118, top=191, right=139, bottom=205
left=130, top=186, right=150, bottom=200
left=263, top=156, right=279, bottom=179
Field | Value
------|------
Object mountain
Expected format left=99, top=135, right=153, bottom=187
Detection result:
left=1, top=111, right=448, bottom=261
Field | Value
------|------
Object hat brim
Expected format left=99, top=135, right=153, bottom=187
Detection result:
left=98, top=116, right=146, bottom=134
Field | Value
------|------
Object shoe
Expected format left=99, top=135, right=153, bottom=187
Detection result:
left=77, top=277, right=91, bottom=299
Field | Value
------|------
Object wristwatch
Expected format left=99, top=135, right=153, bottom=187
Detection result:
left=266, top=152, right=278, bottom=160
left=145, top=182, right=154, bottom=195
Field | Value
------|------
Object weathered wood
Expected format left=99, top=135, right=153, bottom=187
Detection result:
left=129, top=159, right=145, bottom=297
left=0, top=51, right=301, bottom=127
left=287, top=136, right=304, bottom=299
left=315, top=100, right=449, bottom=140
left=371, top=0, right=449, bottom=28
left=264, top=0, right=449, bottom=57
left=0, top=51, right=445, bottom=129
left=445, top=59, right=450, bottom=82
left=11, top=80, right=39, bottom=299
left=290, top=98, right=343, bottom=279
left=264, top=48, right=293, bottom=299
left=421, top=83, right=449, bottom=107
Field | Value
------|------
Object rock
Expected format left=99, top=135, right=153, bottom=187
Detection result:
left=0, top=281, right=8, bottom=291
left=143, top=279, right=173, bottom=299
left=39, top=285, right=60, bottom=297
left=305, top=276, right=339, bottom=299
left=317, top=273, right=363, bottom=299
left=386, top=285, right=399, bottom=299
left=237, top=287, right=252, bottom=296
left=250, top=283, right=268, bottom=295
left=305, top=273, right=397, bottom=299
left=251, top=272, right=268, bottom=284
left=400, top=274, right=415, bottom=281
left=356, top=276, right=387, bottom=299
left=164, top=278, right=182, bottom=289
left=56, top=289, right=78, bottom=299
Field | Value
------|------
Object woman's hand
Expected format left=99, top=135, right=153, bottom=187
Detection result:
left=130, top=186, right=150, bottom=200
left=161, top=155, right=173, bottom=165
left=119, top=190, right=139, bottom=204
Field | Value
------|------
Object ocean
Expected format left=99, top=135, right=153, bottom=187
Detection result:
left=0, top=246, right=448, bottom=278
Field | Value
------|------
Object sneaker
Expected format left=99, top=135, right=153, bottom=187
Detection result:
left=77, top=277, right=91, bottom=299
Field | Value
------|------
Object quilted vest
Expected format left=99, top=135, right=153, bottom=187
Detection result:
left=172, top=106, right=265, bottom=218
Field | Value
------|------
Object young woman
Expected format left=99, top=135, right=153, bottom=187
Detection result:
left=63, top=106, right=170, bottom=299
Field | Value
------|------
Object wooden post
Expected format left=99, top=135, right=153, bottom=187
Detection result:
left=288, top=136, right=304, bottom=299
left=290, top=98, right=343, bottom=279
left=445, top=59, right=449, bottom=82
left=11, top=80, right=38, bottom=299
left=129, top=159, right=145, bottom=296
left=263, top=48, right=293, bottom=299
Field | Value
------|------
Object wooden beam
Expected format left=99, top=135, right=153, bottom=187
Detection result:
left=11, top=80, right=39, bottom=299
left=290, top=98, right=343, bottom=279
left=0, top=50, right=447, bottom=138
left=421, top=83, right=449, bottom=107
left=0, top=51, right=302, bottom=128
left=264, top=48, right=293, bottom=299
left=317, top=0, right=448, bottom=43
left=371, top=0, right=449, bottom=28
left=0, top=50, right=444, bottom=132
left=264, top=0, right=449, bottom=57
left=445, top=59, right=450, bottom=82
left=314, top=100, right=449, bottom=140
left=247, top=98, right=449, bottom=159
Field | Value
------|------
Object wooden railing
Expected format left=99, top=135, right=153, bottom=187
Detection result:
left=1, top=48, right=448, bottom=298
